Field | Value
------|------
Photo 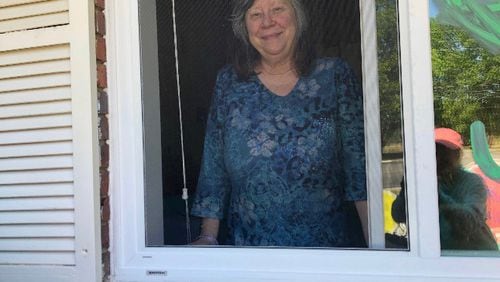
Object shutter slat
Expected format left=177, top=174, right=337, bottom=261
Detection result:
left=0, top=72, right=70, bottom=93
left=0, top=183, right=73, bottom=198
left=0, top=0, right=49, bottom=9
left=0, top=86, right=71, bottom=106
left=0, top=59, right=70, bottom=80
left=0, top=210, right=74, bottom=224
left=0, top=197, right=73, bottom=211
left=0, top=252, right=75, bottom=265
left=0, top=0, right=68, bottom=21
left=0, top=11, right=68, bottom=34
left=0, top=155, right=72, bottom=171
left=0, top=141, right=72, bottom=158
left=0, top=114, right=72, bottom=131
left=0, top=168, right=73, bottom=185
left=0, top=127, right=72, bottom=145
left=0, top=224, right=74, bottom=238
left=0, top=252, right=75, bottom=266
left=0, top=44, right=69, bottom=67
left=0, top=25, right=69, bottom=53
left=0, top=100, right=71, bottom=118
left=0, top=238, right=74, bottom=251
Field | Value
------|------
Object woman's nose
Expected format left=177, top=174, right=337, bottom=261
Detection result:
left=261, top=13, right=275, bottom=27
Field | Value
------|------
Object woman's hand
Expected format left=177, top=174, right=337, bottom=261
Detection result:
left=190, top=234, right=219, bottom=245
left=190, top=217, right=220, bottom=245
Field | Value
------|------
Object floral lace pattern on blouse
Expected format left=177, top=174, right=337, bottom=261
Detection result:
left=191, top=58, right=367, bottom=247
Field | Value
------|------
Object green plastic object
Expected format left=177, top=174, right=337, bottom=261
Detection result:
left=434, top=0, right=500, bottom=54
left=470, top=120, right=500, bottom=181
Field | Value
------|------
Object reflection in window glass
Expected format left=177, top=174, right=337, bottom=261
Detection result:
left=430, top=0, right=500, bottom=254
left=375, top=0, right=408, bottom=250
left=141, top=0, right=407, bottom=249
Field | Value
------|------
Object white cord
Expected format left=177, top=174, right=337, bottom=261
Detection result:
left=171, top=0, right=191, bottom=244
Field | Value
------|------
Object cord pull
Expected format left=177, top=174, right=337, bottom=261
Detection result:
left=182, top=187, right=191, bottom=243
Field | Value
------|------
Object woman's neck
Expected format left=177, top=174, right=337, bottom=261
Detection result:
left=256, top=59, right=299, bottom=96
left=258, top=58, right=295, bottom=76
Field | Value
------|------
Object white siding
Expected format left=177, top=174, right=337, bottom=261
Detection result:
left=0, top=0, right=77, bottom=270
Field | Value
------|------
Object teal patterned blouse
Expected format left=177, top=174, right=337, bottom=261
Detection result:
left=191, top=58, right=367, bottom=247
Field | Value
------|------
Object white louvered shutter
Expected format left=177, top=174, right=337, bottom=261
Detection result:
left=0, top=1, right=100, bottom=281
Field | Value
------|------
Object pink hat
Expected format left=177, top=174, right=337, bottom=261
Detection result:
left=435, top=128, right=463, bottom=150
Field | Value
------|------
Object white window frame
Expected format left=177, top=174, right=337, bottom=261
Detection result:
left=107, top=0, right=500, bottom=281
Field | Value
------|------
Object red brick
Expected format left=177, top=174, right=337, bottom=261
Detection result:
left=96, top=36, right=106, bottom=63
left=101, top=197, right=110, bottom=222
left=100, top=168, right=109, bottom=197
left=102, top=250, right=110, bottom=278
left=100, top=141, right=109, bottom=169
left=95, top=0, right=105, bottom=10
left=97, top=64, right=107, bottom=89
left=96, top=9, right=106, bottom=36
left=99, top=116, right=109, bottom=141
left=96, top=1, right=111, bottom=280
left=98, top=90, right=108, bottom=115
left=101, top=223, right=109, bottom=249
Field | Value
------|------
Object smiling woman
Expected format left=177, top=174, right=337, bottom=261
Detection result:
left=189, top=0, right=368, bottom=247
left=245, top=0, right=299, bottom=96
left=140, top=0, right=406, bottom=250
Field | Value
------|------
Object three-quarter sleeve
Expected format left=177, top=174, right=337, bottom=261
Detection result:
left=336, top=59, right=367, bottom=201
left=191, top=69, right=232, bottom=219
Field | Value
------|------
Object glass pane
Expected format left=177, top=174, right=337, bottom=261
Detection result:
left=377, top=0, right=408, bottom=250
left=430, top=0, right=500, bottom=254
left=140, top=0, right=406, bottom=249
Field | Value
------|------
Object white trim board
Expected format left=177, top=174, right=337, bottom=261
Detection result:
left=68, top=0, right=102, bottom=281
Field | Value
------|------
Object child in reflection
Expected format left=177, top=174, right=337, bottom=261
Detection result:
left=392, top=128, right=497, bottom=250
left=435, top=128, right=497, bottom=250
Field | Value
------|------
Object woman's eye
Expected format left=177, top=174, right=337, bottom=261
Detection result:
left=272, top=6, right=285, bottom=13
left=249, top=12, right=263, bottom=19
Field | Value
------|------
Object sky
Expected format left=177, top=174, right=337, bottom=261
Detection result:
left=429, top=0, right=439, bottom=17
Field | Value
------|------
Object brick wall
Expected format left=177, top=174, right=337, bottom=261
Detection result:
left=95, top=0, right=110, bottom=280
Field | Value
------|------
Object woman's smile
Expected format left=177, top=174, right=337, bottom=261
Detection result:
left=260, top=31, right=283, bottom=40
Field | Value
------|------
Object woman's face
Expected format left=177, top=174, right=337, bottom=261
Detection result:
left=245, top=0, right=297, bottom=63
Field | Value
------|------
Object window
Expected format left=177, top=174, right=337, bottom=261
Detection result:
left=109, top=0, right=500, bottom=280
left=430, top=0, right=500, bottom=255
left=139, top=0, right=407, bottom=249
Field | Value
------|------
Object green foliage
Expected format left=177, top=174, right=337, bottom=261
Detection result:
left=430, top=20, right=500, bottom=143
left=376, top=0, right=403, bottom=148
left=374, top=0, right=499, bottom=147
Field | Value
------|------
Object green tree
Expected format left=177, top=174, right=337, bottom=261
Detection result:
left=376, top=0, right=403, bottom=150
left=431, top=19, right=500, bottom=143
